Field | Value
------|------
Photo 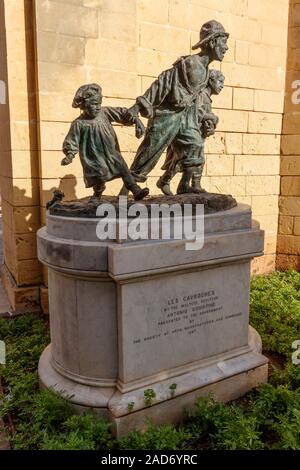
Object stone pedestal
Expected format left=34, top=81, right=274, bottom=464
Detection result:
left=37, top=203, right=268, bottom=436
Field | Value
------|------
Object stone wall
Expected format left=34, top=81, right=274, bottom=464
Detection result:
left=0, top=0, right=294, bottom=311
left=277, top=0, right=300, bottom=270
left=0, top=0, right=41, bottom=311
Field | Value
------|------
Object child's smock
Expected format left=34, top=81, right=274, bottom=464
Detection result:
left=63, top=107, right=134, bottom=187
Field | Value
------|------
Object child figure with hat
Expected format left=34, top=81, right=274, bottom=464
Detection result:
left=62, top=84, right=149, bottom=202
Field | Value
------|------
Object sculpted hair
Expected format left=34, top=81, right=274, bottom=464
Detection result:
left=208, top=69, right=225, bottom=82
left=72, top=83, right=102, bottom=109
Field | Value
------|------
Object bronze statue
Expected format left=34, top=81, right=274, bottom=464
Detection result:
left=120, top=20, right=229, bottom=195
left=157, top=69, right=225, bottom=196
left=61, top=84, right=149, bottom=202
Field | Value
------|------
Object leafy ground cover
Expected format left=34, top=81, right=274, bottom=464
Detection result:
left=0, top=270, right=300, bottom=450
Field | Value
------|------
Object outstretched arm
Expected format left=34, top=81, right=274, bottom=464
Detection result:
left=61, top=121, right=81, bottom=165
left=104, top=107, right=145, bottom=138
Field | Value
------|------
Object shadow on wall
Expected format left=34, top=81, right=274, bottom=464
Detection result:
left=1, top=174, right=78, bottom=289
left=41, top=174, right=78, bottom=209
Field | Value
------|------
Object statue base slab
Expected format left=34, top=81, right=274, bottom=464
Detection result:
left=37, top=202, right=268, bottom=436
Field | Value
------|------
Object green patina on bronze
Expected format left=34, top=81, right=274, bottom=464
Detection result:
left=49, top=20, right=232, bottom=211
left=120, top=19, right=229, bottom=195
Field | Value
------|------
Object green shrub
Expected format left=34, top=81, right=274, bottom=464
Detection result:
left=118, top=422, right=191, bottom=450
left=185, top=397, right=263, bottom=450
left=42, top=414, right=112, bottom=450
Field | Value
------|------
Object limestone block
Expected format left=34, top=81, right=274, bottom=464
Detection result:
left=216, top=109, right=248, bottom=132
left=39, top=121, right=70, bottom=151
left=16, top=259, right=43, bottom=286
left=278, top=215, right=294, bottom=235
left=40, top=151, right=85, bottom=179
left=0, top=151, right=13, bottom=179
left=235, top=41, right=249, bottom=65
left=222, top=63, right=285, bottom=91
left=254, top=90, right=284, bottom=113
left=89, top=69, right=138, bottom=99
left=251, top=195, right=279, bottom=216
left=139, top=23, right=190, bottom=55
left=3, top=0, right=31, bottom=33
left=251, top=254, right=276, bottom=275
left=102, top=97, right=135, bottom=109
left=38, top=62, right=88, bottom=94
left=249, top=44, right=286, bottom=69
left=264, top=234, right=278, bottom=255
left=99, top=0, right=136, bottom=15
left=290, top=27, right=300, bottom=49
left=294, top=217, right=300, bottom=235
left=245, top=175, right=280, bottom=196
left=3, top=224, right=37, bottom=260
left=234, top=155, right=280, bottom=176
left=262, top=22, right=289, bottom=47
left=281, top=135, right=300, bottom=155
left=6, top=60, right=35, bottom=94
left=217, top=14, right=261, bottom=43
left=279, top=196, right=300, bottom=216
left=206, top=155, right=234, bottom=176
left=290, top=3, right=300, bottom=28
left=225, top=133, right=243, bottom=154
left=287, top=47, right=300, bottom=71
left=137, top=49, right=178, bottom=78
left=10, top=121, right=38, bottom=151
left=280, top=155, right=300, bottom=176
left=99, top=11, right=136, bottom=43
left=35, top=0, right=98, bottom=38
left=16, top=233, right=38, bottom=260
left=247, top=0, right=289, bottom=25
left=188, top=5, right=218, bottom=34
left=1, top=264, right=40, bottom=313
left=255, top=215, right=279, bottom=234
left=233, top=88, right=254, bottom=111
left=168, top=0, right=190, bottom=30
left=248, top=112, right=282, bottom=134
left=86, top=39, right=137, bottom=71
left=210, top=176, right=246, bottom=197
left=37, top=31, right=86, bottom=66
left=212, top=86, right=232, bottom=109
left=243, top=134, right=280, bottom=155
left=137, top=0, right=169, bottom=24
left=282, top=113, right=300, bottom=135
left=40, top=177, right=90, bottom=206
left=5, top=92, right=36, bottom=122
left=277, top=234, right=300, bottom=255
left=281, top=176, right=300, bottom=196
left=39, top=93, right=79, bottom=122
left=206, top=132, right=226, bottom=154
left=0, top=176, right=39, bottom=206
left=186, top=0, right=247, bottom=16
left=276, top=254, right=300, bottom=271
left=1, top=200, right=41, bottom=233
